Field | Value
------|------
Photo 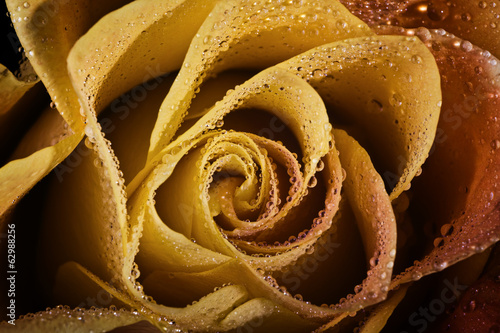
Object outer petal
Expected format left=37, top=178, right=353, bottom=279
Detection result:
left=339, top=0, right=500, bottom=59
left=6, top=0, right=132, bottom=133
left=0, top=63, right=37, bottom=115
left=373, top=27, right=500, bottom=286
left=0, top=306, right=153, bottom=333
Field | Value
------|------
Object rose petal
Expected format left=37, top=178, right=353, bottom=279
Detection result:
left=146, top=0, right=373, bottom=160
left=0, top=133, right=81, bottom=217
left=40, top=141, right=128, bottom=288
left=6, top=0, right=131, bottom=133
left=0, top=63, right=37, bottom=115
left=276, top=34, right=442, bottom=200
left=373, top=27, right=500, bottom=286
left=340, top=0, right=500, bottom=60
left=400, top=0, right=500, bottom=60
left=333, top=129, right=397, bottom=303
left=0, top=306, right=150, bottom=332
left=67, top=0, right=219, bottom=116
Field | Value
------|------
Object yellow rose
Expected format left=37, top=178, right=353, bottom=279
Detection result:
left=0, top=0, right=499, bottom=332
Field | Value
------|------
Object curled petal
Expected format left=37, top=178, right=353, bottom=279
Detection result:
left=374, top=26, right=500, bottom=285
left=276, top=34, right=442, bottom=199
left=147, top=0, right=373, bottom=159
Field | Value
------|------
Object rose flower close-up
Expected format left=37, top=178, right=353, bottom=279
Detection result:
left=0, top=0, right=499, bottom=332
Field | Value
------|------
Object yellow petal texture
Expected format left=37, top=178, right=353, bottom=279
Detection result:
left=0, top=306, right=151, bottom=333
left=1, top=0, right=131, bottom=218
left=0, top=63, right=37, bottom=115
left=0, top=62, right=38, bottom=177
left=40, top=139, right=128, bottom=290
left=356, top=285, right=409, bottom=333
left=8, top=1, right=478, bottom=332
left=67, top=0, right=220, bottom=117
left=275, top=34, right=442, bottom=200
left=333, top=129, right=397, bottom=302
left=6, top=0, right=132, bottom=133
left=0, top=132, right=81, bottom=217
left=147, top=0, right=374, bottom=160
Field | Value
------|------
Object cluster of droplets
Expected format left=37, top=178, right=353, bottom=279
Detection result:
left=81, top=115, right=130, bottom=282
left=339, top=0, right=411, bottom=25
left=4, top=4, right=40, bottom=82
left=7, top=305, right=180, bottom=332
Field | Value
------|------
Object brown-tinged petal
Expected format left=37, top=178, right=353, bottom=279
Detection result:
left=333, top=129, right=397, bottom=305
left=373, top=27, right=500, bottom=286
left=340, top=0, right=500, bottom=60
left=430, top=245, right=500, bottom=332
left=400, top=0, right=500, bottom=60
left=316, top=284, right=409, bottom=333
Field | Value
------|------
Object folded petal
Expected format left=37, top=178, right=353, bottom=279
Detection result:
left=370, top=27, right=500, bottom=286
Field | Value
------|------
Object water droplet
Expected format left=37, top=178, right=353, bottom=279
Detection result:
left=411, top=55, right=423, bottom=64
left=316, top=160, right=325, bottom=172
left=440, top=224, right=454, bottom=236
left=461, top=12, right=472, bottom=21
left=85, top=124, right=94, bottom=138
left=433, top=260, right=448, bottom=270
left=369, top=99, right=383, bottom=113
left=491, top=139, right=500, bottom=149
left=427, top=1, right=449, bottom=21
left=412, top=271, right=422, bottom=280
left=312, top=68, right=324, bottom=79
left=23, top=2, right=30, bottom=8
left=479, top=1, right=488, bottom=9
left=463, top=300, right=476, bottom=312
left=336, top=20, right=347, bottom=29
left=433, top=237, right=444, bottom=247
left=84, top=137, right=94, bottom=149
left=390, top=93, right=403, bottom=107
left=307, top=175, right=317, bottom=188
left=461, top=41, right=473, bottom=52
